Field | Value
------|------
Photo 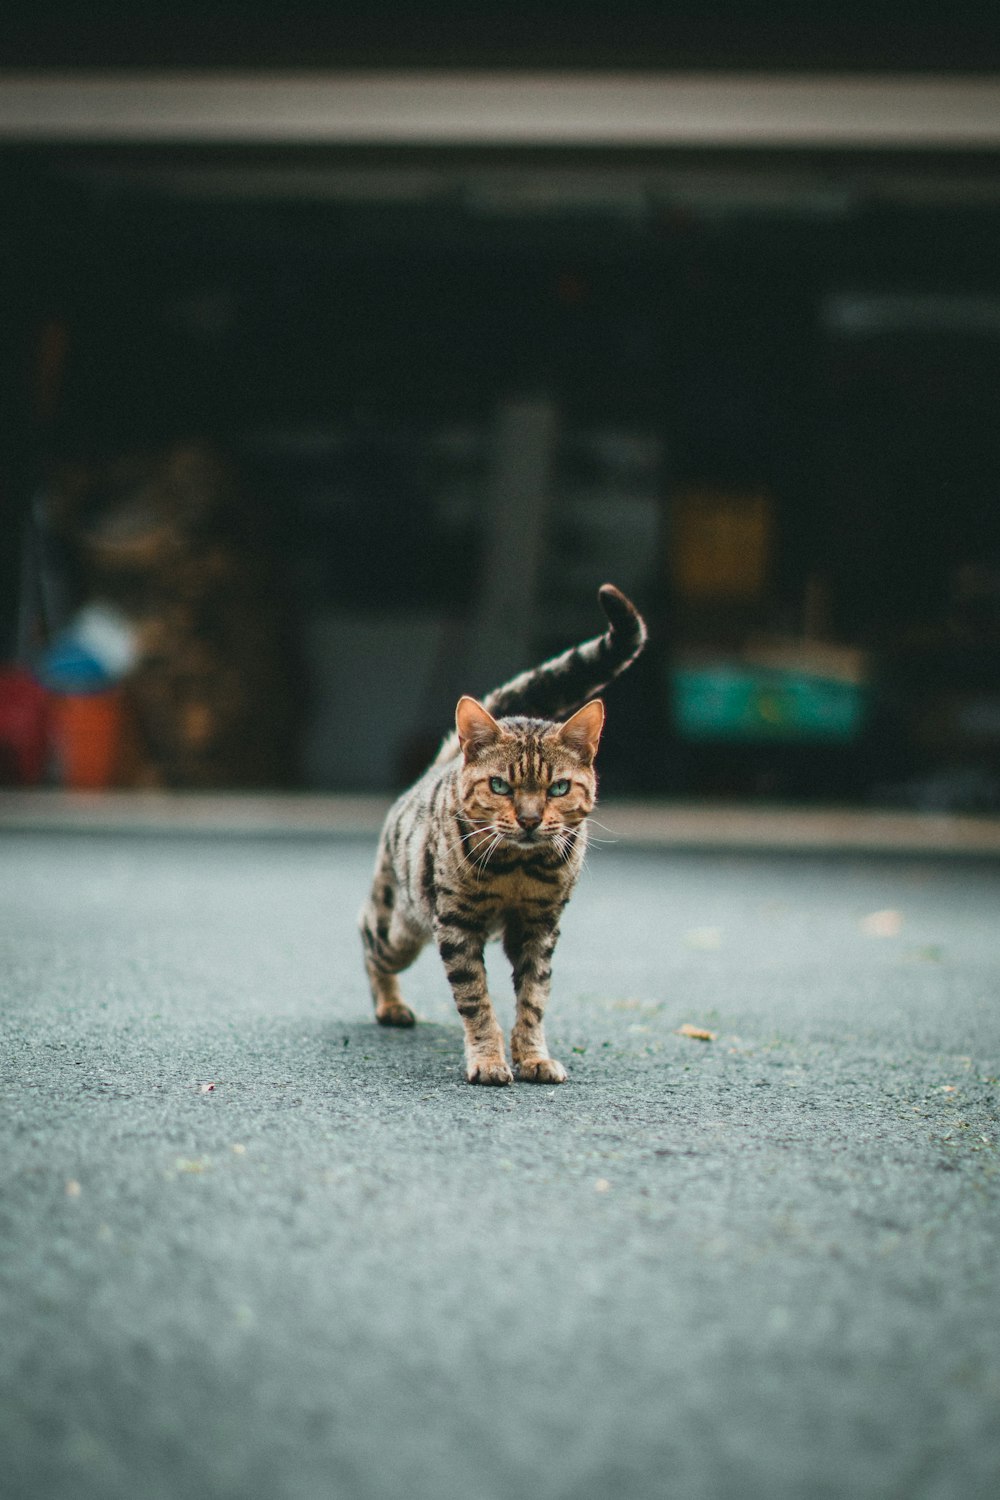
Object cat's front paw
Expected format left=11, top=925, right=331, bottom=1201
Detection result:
left=467, top=1056, right=514, bottom=1086
left=515, top=1056, right=568, bottom=1084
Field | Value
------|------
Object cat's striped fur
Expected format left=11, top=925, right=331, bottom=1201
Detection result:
left=360, top=584, right=647, bottom=1085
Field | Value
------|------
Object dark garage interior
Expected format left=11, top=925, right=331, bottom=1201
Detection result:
left=2, top=5, right=1000, bottom=809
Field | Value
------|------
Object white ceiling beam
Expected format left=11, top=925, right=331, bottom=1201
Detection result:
left=0, top=71, right=999, bottom=148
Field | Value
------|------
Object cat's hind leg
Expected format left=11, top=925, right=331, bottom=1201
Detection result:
left=360, top=882, right=425, bottom=1027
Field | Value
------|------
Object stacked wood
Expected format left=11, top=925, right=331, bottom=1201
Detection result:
left=50, top=443, right=295, bottom=788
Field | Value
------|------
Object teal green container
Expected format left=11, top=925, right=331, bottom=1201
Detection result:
left=672, top=664, right=868, bottom=743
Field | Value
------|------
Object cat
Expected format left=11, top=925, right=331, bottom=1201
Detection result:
left=359, top=584, right=647, bottom=1086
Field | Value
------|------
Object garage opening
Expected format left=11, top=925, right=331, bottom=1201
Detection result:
left=3, top=124, right=1000, bottom=807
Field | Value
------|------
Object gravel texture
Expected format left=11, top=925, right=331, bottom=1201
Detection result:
left=2, top=830, right=999, bottom=1500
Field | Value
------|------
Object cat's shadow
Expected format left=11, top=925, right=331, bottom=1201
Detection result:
left=325, top=1018, right=466, bottom=1087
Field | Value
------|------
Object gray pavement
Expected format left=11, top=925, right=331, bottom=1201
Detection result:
left=2, top=827, right=1000, bottom=1500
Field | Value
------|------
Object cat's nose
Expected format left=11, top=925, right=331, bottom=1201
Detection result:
left=516, top=809, right=542, bottom=830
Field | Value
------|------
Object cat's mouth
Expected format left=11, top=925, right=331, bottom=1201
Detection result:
left=510, top=824, right=567, bottom=848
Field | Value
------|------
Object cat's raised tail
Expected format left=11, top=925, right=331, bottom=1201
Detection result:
left=435, top=584, right=647, bottom=765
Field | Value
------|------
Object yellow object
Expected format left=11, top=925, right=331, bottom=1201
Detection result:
left=670, top=488, right=773, bottom=602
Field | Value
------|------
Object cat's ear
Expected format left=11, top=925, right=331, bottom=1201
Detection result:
left=456, top=696, right=502, bottom=760
left=556, top=699, right=605, bottom=762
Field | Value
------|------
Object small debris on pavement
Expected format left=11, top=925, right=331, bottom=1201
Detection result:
left=676, top=1024, right=718, bottom=1042
left=685, top=927, right=723, bottom=951
left=861, top=909, right=904, bottom=937
left=199, top=1082, right=216, bottom=1093
left=65, top=1179, right=82, bottom=1198
left=174, top=1157, right=210, bottom=1174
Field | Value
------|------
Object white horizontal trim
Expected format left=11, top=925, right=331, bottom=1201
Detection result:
left=4, top=790, right=1000, bottom=855
left=1, top=71, right=999, bottom=147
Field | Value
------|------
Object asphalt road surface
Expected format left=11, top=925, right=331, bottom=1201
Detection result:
left=2, top=827, right=1000, bottom=1500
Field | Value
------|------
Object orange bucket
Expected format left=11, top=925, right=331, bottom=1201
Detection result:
left=50, top=689, right=127, bottom=790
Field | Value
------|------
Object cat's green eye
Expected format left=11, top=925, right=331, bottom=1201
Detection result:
left=489, top=776, right=512, bottom=796
left=548, top=779, right=571, bottom=797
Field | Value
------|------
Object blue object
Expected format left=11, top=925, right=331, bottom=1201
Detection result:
left=36, top=639, right=114, bottom=693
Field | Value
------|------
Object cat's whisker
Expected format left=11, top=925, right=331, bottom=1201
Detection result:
left=462, top=829, right=491, bottom=854
left=464, top=824, right=506, bottom=875
left=468, top=838, right=498, bottom=872
left=473, top=833, right=506, bottom=878
left=554, top=827, right=582, bottom=864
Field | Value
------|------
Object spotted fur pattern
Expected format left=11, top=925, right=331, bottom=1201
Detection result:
left=359, top=584, right=647, bottom=1086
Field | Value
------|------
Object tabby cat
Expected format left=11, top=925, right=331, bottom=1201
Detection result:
left=360, top=584, right=647, bottom=1085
